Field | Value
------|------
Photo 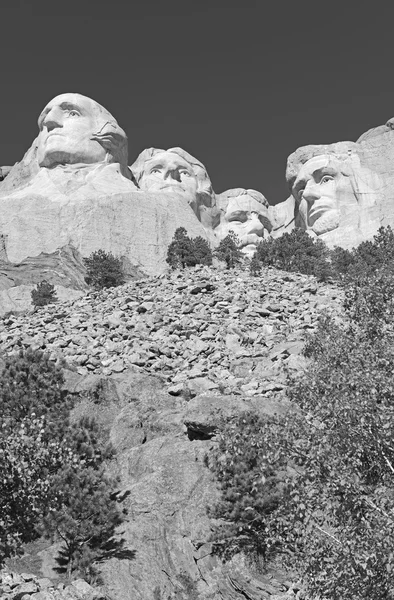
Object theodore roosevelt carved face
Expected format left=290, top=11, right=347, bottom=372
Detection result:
left=37, top=93, right=127, bottom=168
left=215, top=188, right=272, bottom=254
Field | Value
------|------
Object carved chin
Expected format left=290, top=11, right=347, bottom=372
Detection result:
left=311, top=210, right=340, bottom=235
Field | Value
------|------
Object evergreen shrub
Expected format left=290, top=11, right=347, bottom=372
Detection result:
left=0, top=349, right=123, bottom=579
left=254, top=228, right=332, bottom=281
left=166, top=227, right=212, bottom=268
left=214, top=232, right=243, bottom=269
left=207, top=267, right=394, bottom=599
left=31, top=280, right=58, bottom=307
left=84, top=249, right=125, bottom=290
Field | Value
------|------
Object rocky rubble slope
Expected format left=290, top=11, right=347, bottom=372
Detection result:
left=0, top=265, right=342, bottom=396
left=0, top=570, right=103, bottom=600
left=0, top=266, right=344, bottom=600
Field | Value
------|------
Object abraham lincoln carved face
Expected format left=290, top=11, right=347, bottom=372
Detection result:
left=292, top=155, right=355, bottom=235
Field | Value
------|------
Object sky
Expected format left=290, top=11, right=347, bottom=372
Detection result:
left=1, top=0, right=393, bottom=204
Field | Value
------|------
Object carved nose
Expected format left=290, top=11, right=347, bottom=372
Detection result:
left=247, top=214, right=264, bottom=234
left=165, top=169, right=181, bottom=182
left=43, top=109, right=63, bottom=131
left=302, top=182, right=320, bottom=203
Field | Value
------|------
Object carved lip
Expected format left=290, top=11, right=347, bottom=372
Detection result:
left=309, top=201, right=333, bottom=219
left=45, top=131, right=64, bottom=141
left=160, top=183, right=185, bottom=191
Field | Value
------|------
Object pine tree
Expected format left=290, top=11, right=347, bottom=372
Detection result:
left=0, top=349, right=70, bottom=428
left=191, top=236, right=212, bottom=266
left=40, top=464, right=122, bottom=580
left=214, top=232, right=243, bottom=268
left=0, top=350, right=123, bottom=573
left=166, top=227, right=195, bottom=268
left=249, top=254, right=262, bottom=276
left=84, top=250, right=125, bottom=290
left=255, top=228, right=332, bottom=281
left=31, top=280, right=58, bottom=307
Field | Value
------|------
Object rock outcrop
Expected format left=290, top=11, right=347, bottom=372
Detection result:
left=5, top=91, right=394, bottom=319
left=0, top=265, right=341, bottom=386
left=1, top=265, right=342, bottom=600
left=215, top=188, right=273, bottom=256
left=282, top=118, right=394, bottom=249
left=0, top=94, right=215, bottom=313
left=0, top=167, right=12, bottom=181
left=0, top=570, right=105, bottom=600
left=285, top=141, right=383, bottom=248
left=130, top=147, right=218, bottom=233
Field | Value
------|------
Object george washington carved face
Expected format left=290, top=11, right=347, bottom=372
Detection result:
left=37, top=93, right=127, bottom=168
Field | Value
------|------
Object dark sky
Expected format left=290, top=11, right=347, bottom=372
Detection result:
left=1, top=1, right=393, bottom=203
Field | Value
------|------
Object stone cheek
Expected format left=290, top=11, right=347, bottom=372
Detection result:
left=215, top=189, right=273, bottom=254
left=36, top=92, right=128, bottom=169
left=286, top=144, right=384, bottom=248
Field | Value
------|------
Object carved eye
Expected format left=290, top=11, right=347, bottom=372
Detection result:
left=180, top=170, right=191, bottom=178
left=320, top=175, right=334, bottom=184
left=68, top=110, right=80, bottom=117
left=228, top=212, right=247, bottom=223
left=298, top=188, right=305, bottom=200
left=150, top=168, right=161, bottom=174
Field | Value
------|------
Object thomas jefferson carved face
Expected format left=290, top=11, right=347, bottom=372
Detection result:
left=216, top=189, right=272, bottom=255
left=37, top=93, right=115, bottom=167
left=139, top=151, right=199, bottom=203
left=292, top=155, right=356, bottom=235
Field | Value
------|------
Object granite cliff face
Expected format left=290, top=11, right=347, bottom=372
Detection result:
left=1, top=265, right=342, bottom=600
left=281, top=118, right=394, bottom=248
left=4, top=91, right=394, bottom=315
left=0, top=93, right=217, bottom=314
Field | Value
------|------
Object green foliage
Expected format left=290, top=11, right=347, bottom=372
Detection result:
left=206, top=412, right=291, bottom=561
left=249, top=254, right=262, bottom=277
left=41, top=465, right=122, bottom=580
left=246, top=225, right=394, bottom=284
left=31, top=280, right=58, bottom=307
left=191, top=235, right=213, bottom=266
left=0, top=416, right=72, bottom=561
left=84, top=249, right=125, bottom=290
left=0, top=350, right=123, bottom=578
left=214, top=232, right=243, bottom=269
left=343, top=269, right=394, bottom=336
left=208, top=268, right=394, bottom=598
left=254, top=228, right=332, bottom=281
left=166, top=227, right=212, bottom=269
left=333, top=226, right=394, bottom=281
left=0, top=349, right=70, bottom=429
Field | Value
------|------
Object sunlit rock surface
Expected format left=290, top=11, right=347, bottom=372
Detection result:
left=0, top=95, right=211, bottom=313
left=215, top=188, right=273, bottom=256
left=282, top=121, right=394, bottom=248
left=1, top=265, right=341, bottom=599
left=130, top=146, right=219, bottom=233
left=285, top=141, right=382, bottom=248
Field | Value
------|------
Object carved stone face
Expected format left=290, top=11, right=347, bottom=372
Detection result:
left=292, top=155, right=356, bottom=235
left=139, top=151, right=199, bottom=203
left=37, top=93, right=108, bottom=167
left=216, top=190, right=271, bottom=255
